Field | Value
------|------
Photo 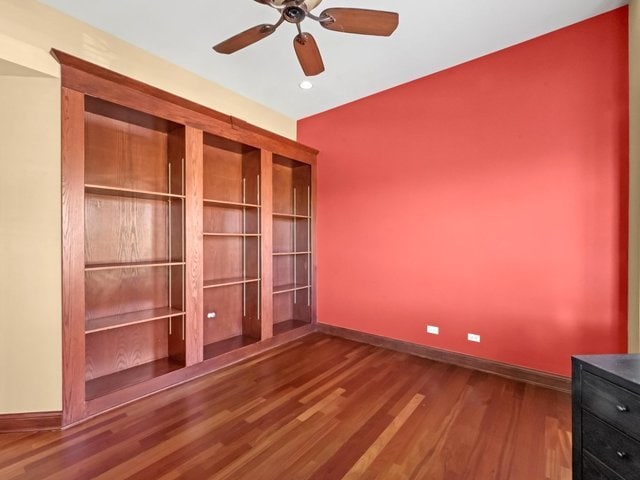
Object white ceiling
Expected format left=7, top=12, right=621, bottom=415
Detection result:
left=39, top=0, right=627, bottom=120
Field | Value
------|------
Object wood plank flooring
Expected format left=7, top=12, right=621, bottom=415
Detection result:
left=0, top=333, right=572, bottom=479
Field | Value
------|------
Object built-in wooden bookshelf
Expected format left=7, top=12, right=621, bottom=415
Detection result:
left=57, top=49, right=317, bottom=426
left=272, top=155, right=312, bottom=336
left=202, top=133, right=262, bottom=359
left=82, top=97, right=187, bottom=402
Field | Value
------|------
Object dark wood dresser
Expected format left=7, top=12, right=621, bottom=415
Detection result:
left=572, top=355, right=640, bottom=479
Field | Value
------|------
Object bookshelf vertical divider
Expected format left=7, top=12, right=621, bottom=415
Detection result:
left=261, top=150, right=274, bottom=341
left=184, top=126, right=204, bottom=366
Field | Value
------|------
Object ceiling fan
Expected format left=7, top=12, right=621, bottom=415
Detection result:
left=213, top=0, right=399, bottom=76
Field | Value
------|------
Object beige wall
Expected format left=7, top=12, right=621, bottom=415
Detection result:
left=0, top=0, right=295, bottom=138
left=0, top=73, right=62, bottom=412
left=630, top=0, right=640, bottom=353
left=0, top=0, right=296, bottom=414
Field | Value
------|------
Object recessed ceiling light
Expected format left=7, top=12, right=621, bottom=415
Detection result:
left=299, top=80, right=313, bottom=90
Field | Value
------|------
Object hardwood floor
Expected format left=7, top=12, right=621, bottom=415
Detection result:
left=0, top=333, right=571, bottom=479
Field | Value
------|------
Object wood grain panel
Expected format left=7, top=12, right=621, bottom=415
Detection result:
left=295, top=218, right=310, bottom=252
left=203, top=335, right=260, bottom=360
left=295, top=253, right=311, bottom=287
left=244, top=236, right=260, bottom=280
left=84, top=102, right=171, bottom=193
left=273, top=291, right=295, bottom=325
left=203, top=135, right=244, bottom=202
left=273, top=319, right=310, bottom=336
left=203, top=236, right=244, bottom=281
left=85, top=357, right=182, bottom=402
left=293, top=287, right=312, bottom=324
left=185, top=126, right=203, bottom=365
left=273, top=217, right=294, bottom=253
left=243, top=281, right=261, bottom=340
left=272, top=161, right=293, bottom=214
left=167, top=127, right=186, bottom=196
left=203, top=285, right=244, bottom=345
left=293, top=163, right=312, bottom=217
left=274, top=255, right=294, bottom=288
left=260, top=150, right=274, bottom=341
left=243, top=149, right=261, bottom=207
left=84, top=194, right=168, bottom=265
left=85, top=321, right=169, bottom=380
left=203, top=204, right=243, bottom=234
left=166, top=126, right=187, bottom=363
left=85, top=267, right=169, bottom=320
left=61, top=87, right=87, bottom=426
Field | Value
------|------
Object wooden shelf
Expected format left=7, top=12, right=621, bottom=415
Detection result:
left=273, top=212, right=311, bottom=219
left=203, top=198, right=260, bottom=209
left=85, top=184, right=185, bottom=201
left=203, top=233, right=261, bottom=237
left=273, top=319, right=310, bottom=336
left=85, top=261, right=185, bottom=272
left=203, top=335, right=259, bottom=360
left=203, top=277, right=261, bottom=289
left=273, top=251, right=311, bottom=256
left=273, top=284, right=310, bottom=295
left=85, top=357, right=183, bottom=401
left=85, top=307, right=184, bottom=334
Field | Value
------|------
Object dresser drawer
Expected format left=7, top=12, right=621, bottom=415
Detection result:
left=583, top=451, right=624, bottom=480
left=582, top=371, right=640, bottom=440
left=583, top=411, right=640, bottom=478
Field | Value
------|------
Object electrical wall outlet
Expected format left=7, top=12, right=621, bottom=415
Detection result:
left=426, top=325, right=439, bottom=335
left=467, top=333, right=480, bottom=343
left=207, top=312, right=216, bottom=319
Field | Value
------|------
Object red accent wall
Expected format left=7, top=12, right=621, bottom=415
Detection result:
left=298, top=8, right=629, bottom=376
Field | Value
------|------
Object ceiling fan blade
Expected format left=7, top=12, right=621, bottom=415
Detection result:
left=320, top=8, right=399, bottom=36
left=293, top=33, right=325, bottom=76
left=213, top=24, right=277, bottom=54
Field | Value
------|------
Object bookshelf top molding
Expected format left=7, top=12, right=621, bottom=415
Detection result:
left=50, top=49, right=318, bottom=164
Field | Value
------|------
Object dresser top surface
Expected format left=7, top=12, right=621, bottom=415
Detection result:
left=574, top=354, right=640, bottom=386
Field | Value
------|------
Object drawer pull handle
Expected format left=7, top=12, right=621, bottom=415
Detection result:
left=616, top=405, right=629, bottom=412
left=616, top=451, right=628, bottom=459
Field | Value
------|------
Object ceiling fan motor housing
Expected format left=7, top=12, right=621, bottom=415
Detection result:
left=283, top=5, right=306, bottom=23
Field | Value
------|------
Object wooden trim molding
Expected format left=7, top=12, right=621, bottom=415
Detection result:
left=317, top=324, right=571, bottom=393
left=61, top=86, right=87, bottom=426
left=0, top=412, right=62, bottom=433
left=50, top=49, right=318, bottom=161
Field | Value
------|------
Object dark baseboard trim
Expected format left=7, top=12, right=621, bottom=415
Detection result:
left=317, top=324, right=571, bottom=393
left=0, top=411, right=62, bottom=433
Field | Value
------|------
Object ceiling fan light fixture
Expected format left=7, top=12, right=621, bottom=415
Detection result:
left=299, top=80, right=313, bottom=89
